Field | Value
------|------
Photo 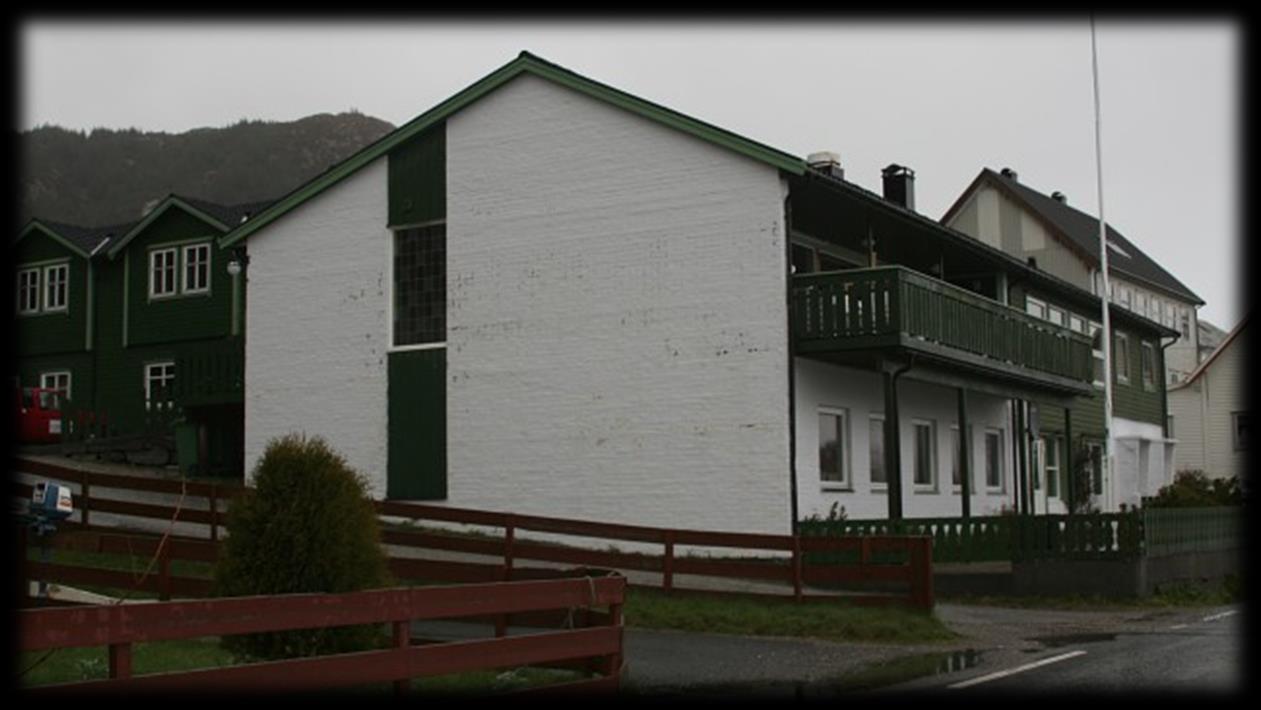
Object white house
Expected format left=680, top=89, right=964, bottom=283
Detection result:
left=221, top=53, right=1176, bottom=534
left=1168, top=314, right=1249, bottom=481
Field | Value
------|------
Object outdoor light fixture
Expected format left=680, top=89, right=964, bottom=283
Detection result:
left=226, top=260, right=242, bottom=277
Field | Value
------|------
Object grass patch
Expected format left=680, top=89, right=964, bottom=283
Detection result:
left=18, top=637, right=237, bottom=687
left=26, top=545, right=215, bottom=599
left=942, top=575, right=1242, bottom=610
left=622, top=588, right=956, bottom=644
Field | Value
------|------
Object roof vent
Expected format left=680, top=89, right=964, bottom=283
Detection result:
left=999, top=167, right=1018, bottom=181
left=807, top=151, right=844, bottom=180
left=1027, top=256, right=1038, bottom=269
left=881, top=164, right=916, bottom=211
left=1051, top=191, right=1067, bottom=203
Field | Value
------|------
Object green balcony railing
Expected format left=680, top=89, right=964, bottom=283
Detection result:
left=792, top=266, right=1095, bottom=386
left=173, top=337, right=245, bottom=407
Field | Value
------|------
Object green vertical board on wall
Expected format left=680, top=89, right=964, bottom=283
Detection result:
left=388, top=348, right=447, bottom=500
left=388, top=124, right=446, bottom=227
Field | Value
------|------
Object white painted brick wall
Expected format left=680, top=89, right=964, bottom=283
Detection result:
left=794, top=358, right=1021, bottom=520
left=445, top=74, right=791, bottom=535
left=243, top=160, right=392, bottom=496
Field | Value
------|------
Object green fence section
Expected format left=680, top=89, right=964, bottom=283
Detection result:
left=802, top=508, right=1243, bottom=563
left=1142, top=507, right=1242, bottom=557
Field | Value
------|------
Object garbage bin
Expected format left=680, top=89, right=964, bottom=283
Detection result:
left=174, top=419, right=199, bottom=475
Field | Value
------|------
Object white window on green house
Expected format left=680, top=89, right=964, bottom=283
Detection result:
left=1025, top=296, right=1047, bottom=320
left=40, top=371, right=71, bottom=401
left=43, top=263, right=68, bottom=312
left=145, top=362, right=175, bottom=410
left=1114, top=333, right=1130, bottom=384
left=1118, top=285, right=1132, bottom=310
left=1069, top=314, right=1086, bottom=334
left=183, top=243, right=211, bottom=293
left=1046, top=306, right=1065, bottom=328
left=150, top=248, right=178, bottom=298
left=1141, top=341, right=1158, bottom=391
left=912, top=420, right=935, bottom=489
left=18, top=268, right=40, bottom=313
left=818, top=408, right=849, bottom=488
left=1089, top=321, right=1105, bottom=386
left=985, top=428, right=1004, bottom=491
left=869, top=414, right=886, bottom=488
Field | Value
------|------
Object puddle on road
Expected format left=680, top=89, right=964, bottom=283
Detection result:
left=1025, top=632, right=1117, bottom=647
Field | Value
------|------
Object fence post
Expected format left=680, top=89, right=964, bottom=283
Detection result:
left=496, top=517, right=516, bottom=638
left=109, top=642, right=132, bottom=680
left=606, top=582, right=625, bottom=686
left=860, top=536, right=872, bottom=581
left=791, top=536, right=803, bottom=602
left=158, top=540, right=172, bottom=601
left=393, top=619, right=411, bottom=695
left=663, top=531, right=675, bottom=594
left=209, top=485, right=219, bottom=543
left=80, top=469, right=91, bottom=528
left=915, top=536, right=934, bottom=610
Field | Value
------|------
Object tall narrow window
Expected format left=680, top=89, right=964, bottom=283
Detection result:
left=1086, top=441, right=1104, bottom=495
left=145, top=362, right=175, bottom=410
left=913, top=420, right=935, bottom=489
left=150, top=248, right=178, bottom=298
left=1114, top=333, right=1131, bottom=384
left=183, top=243, right=211, bottom=293
left=818, top=408, right=848, bottom=487
left=1044, top=435, right=1061, bottom=498
left=1141, top=341, right=1158, bottom=391
left=1233, top=413, right=1248, bottom=451
left=985, top=429, right=1004, bottom=490
left=1025, top=296, right=1047, bottom=320
left=393, top=224, right=446, bottom=346
left=18, top=268, right=40, bottom=313
left=43, top=263, right=68, bottom=312
left=869, top=414, right=886, bottom=487
left=1090, top=322, right=1105, bottom=386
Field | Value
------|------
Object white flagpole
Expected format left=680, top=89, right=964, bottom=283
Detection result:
left=1091, top=16, right=1116, bottom=512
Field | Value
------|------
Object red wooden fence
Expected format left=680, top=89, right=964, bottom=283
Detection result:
left=14, top=457, right=933, bottom=609
left=19, top=576, right=625, bottom=694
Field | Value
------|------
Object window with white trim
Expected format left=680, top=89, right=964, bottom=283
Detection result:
left=818, top=408, right=849, bottom=488
left=145, top=362, right=175, bottom=410
left=912, top=420, right=936, bottom=489
left=150, top=248, right=178, bottom=298
left=1141, top=341, right=1158, bottom=391
left=1025, top=296, right=1047, bottom=320
left=43, top=263, right=68, bottom=312
left=1233, top=412, right=1248, bottom=451
left=1069, top=314, right=1086, bottom=334
left=1085, top=440, right=1104, bottom=495
left=1118, top=285, right=1132, bottom=310
left=985, top=428, right=1005, bottom=490
left=1046, top=306, right=1065, bottom=328
left=1044, top=435, right=1062, bottom=498
left=1089, top=321, right=1105, bottom=386
left=18, top=268, right=41, bottom=314
left=1114, top=332, right=1131, bottom=384
left=40, top=371, right=71, bottom=401
left=183, top=243, right=211, bottom=293
left=869, top=414, right=886, bottom=487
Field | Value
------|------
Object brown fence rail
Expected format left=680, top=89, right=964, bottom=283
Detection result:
left=15, top=457, right=933, bottom=609
left=19, top=576, right=625, bottom=694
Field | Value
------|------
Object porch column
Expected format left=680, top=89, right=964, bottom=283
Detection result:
left=1016, top=400, right=1029, bottom=515
left=883, top=369, right=903, bottom=520
left=958, top=387, right=971, bottom=519
left=1064, top=407, right=1075, bottom=515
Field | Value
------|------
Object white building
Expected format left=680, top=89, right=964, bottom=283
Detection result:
left=222, top=53, right=1176, bottom=533
left=1168, top=315, right=1249, bottom=481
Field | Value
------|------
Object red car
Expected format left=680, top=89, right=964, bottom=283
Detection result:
left=16, top=386, right=64, bottom=444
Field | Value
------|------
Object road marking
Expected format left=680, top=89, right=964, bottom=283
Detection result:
left=1169, top=624, right=1189, bottom=630
left=1202, top=610, right=1238, bottom=623
left=948, top=650, right=1088, bottom=689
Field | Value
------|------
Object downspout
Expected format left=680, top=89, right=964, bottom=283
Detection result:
left=885, top=355, right=915, bottom=520
left=1158, top=336, right=1177, bottom=438
left=784, top=191, right=799, bottom=534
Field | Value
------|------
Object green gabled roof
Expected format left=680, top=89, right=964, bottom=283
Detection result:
left=219, top=51, right=807, bottom=249
left=106, top=194, right=232, bottom=259
left=14, top=220, right=94, bottom=259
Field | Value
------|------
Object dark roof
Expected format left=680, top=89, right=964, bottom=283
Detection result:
left=982, top=168, right=1204, bottom=305
left=26, top=218, right=138, bottom=257
left=176, top=195, right=279, bottom=229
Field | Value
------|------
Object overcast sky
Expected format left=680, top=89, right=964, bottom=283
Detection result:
left=19, top=20, right=1243, bottom=329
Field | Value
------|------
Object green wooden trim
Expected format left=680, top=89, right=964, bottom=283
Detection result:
left=85, top=261, right=95, bottom=351
left=220, top=51, right=806, bottom=249
left=14, top=222, right=92, bottom=259
left=122, top=250, right=130, bottom=347
left=107, top=197, right=230, bottom=259
left=16, top=256, right=74, bottom=269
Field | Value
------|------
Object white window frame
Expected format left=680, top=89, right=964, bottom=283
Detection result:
left=818, top=406, right=850, bottom=490
left=1118, top=285, right=1132, bottom=310
left=1044, top=434, right=1062, bottom=499
left=1025, top=296, right=1047, bottom=321
left=869, top=413, right=886, bottom=490
left=1141, top=340, right=1158, bottom=391
left=1114, top=332, right=1131, bottom=385
left=1089, top=321, right=1105, bottom=387
left=144, top=361, right=176, bottom=410
left=18, top=267, right=41, bottom=314
left=1045, top=305, right=1065, bottom=328
left=149, top=248, right=178, bottom=299
left=984, top=428, right=1005, bottom=492
left=1069, top=314, right=1086, bottom=334
left=182, top=243, right=211, bottom=294
left=911, top=419, right=936, bottom=492
left=43, top=263, right=69, bottom=312
left=40, top=371, right=71, bottom=401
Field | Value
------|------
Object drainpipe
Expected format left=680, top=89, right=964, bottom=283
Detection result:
left=884, top=356, right=915, bottom=520
left=1158, top=336, right=1177, bottom=439
left=784, top=192, right=799, bottom=534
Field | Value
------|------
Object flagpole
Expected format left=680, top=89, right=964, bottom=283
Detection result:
left=1091, top=15, right=1116, bottom=512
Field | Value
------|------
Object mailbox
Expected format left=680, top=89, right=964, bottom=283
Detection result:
left=31, top=481, right=73, bottom=522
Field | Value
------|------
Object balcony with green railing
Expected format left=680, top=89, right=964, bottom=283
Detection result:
left=791, top=266, right=1096, bottom=394
left=173, top=336, right=245, bottom=407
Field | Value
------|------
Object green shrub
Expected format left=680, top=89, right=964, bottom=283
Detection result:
left=213, top=434, right=392, bottom=661
left=1146, top=470, right=1242, bottom=508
